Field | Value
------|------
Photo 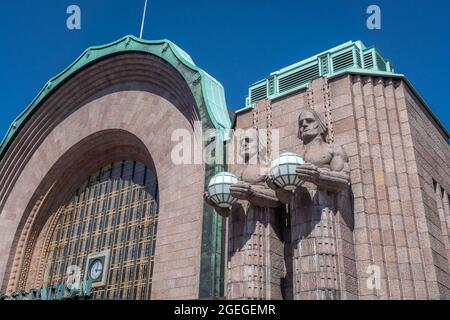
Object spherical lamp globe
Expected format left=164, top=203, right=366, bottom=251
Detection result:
left=270, top=152, right=305, bottom=191
left=208, top=172, right=239, bottom=208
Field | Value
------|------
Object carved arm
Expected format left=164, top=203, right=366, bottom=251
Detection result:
left=203, top=192, right=231, bottom=218
left=264, top=175, right=293, bottom=204
left=229, top=181, right=281, bottom=208
left=296, top=163, right=350, bottom=193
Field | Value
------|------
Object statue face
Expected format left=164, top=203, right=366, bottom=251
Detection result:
left=298, top=111, right=320, bottom=141
left=239, top=135, right=258, bottom=160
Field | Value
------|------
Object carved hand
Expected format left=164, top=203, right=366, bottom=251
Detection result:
left=316, top=168, right=350, bottom=192
left=296, top=163, right=320, bottom=184
left=296, top=163, right=350, bottom=192
left=265, top=174, right=292, bottom=205
left=264, top=174, right=279, bottom=191
left=229, top=181, right=254, bottom=200
left=203, top=192, right=231, bottom=217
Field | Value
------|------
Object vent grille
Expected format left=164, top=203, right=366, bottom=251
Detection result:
left=332, top=50, right=354, bottom=72
left=363, top=52, right=374, bottom=69
left=244, top=42, right=395, bottom=109
left=278, top=64, right=320, bottom=93
left=250, top=84, right=267, bottom=103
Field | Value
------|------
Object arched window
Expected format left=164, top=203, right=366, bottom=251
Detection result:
left=41, top=160, right=158, bottom=299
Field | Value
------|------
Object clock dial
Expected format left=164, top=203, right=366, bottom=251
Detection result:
left=89, top=260, right=103, bottom=280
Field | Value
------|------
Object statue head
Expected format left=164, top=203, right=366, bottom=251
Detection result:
left=239, top=131, right=259, bottom=162
left=297, top=108, right=328, bottom=143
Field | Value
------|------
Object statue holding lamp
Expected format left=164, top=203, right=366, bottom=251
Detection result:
left=204, top=106, right=354, bottom=300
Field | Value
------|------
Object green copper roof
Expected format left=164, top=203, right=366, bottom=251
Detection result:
left=236, top=40, right=449, bottom=139
left=240, top=40, right=395, bottom=111
left=0, top=35, right=232, bottom=159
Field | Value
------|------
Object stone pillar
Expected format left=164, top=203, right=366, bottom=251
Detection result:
left=227, top=203, right=284, bottom=300
left=290, top=184, right=356, bottom=300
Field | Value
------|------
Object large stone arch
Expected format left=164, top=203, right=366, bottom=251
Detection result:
left=12, top=129, right=157, bottom=292
left=0, top=38, right=230, bottom=299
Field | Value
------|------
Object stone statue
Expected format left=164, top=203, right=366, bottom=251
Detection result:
left=204, top=133, right=281, bottom=214
left=204, top=108, right=356, bottom=300
left=267, top=107, right=355, bottom=300
left=204, top=132, right=285, bottom=300
left=266, top=108, right=349, bottom=195
left=295, top=108, right=350, bottom=192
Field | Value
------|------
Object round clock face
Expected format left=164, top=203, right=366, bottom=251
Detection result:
left=89, top=259, right=103, bottom=281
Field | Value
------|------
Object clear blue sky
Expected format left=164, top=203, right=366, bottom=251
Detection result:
left=0, top=0, right=449, bottom=138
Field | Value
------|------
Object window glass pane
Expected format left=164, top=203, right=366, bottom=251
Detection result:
left=41, top=161, right=158, bottom=300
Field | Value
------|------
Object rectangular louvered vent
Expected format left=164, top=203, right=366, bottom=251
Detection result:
left=363, top=52, right=374, bottom=69
left=243, top=41, right=395, bottom=111
left=332, top=50, right=354, bottom=72
left=250, top=84, right=267, bottom=103
left=319, top=55, right=329, bottom=75
left=278, top=64, right=320, bottom=93
left=375, top=52, right=387, bottom=71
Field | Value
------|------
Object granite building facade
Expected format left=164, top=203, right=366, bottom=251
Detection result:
left=0, top=36, right=449, bottom=299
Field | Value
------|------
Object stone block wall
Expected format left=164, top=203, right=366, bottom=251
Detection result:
left=402, top=83, right=450, bottom=298
left=233, top=73, right=450, bottom=299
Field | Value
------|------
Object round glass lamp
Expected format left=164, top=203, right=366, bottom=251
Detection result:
left=270, top=152, right=305, bottom=191
left=208, top=172, right=239, bottom=208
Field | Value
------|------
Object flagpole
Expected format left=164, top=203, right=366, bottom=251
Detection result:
left=139, top=0, right=148, bottom=39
